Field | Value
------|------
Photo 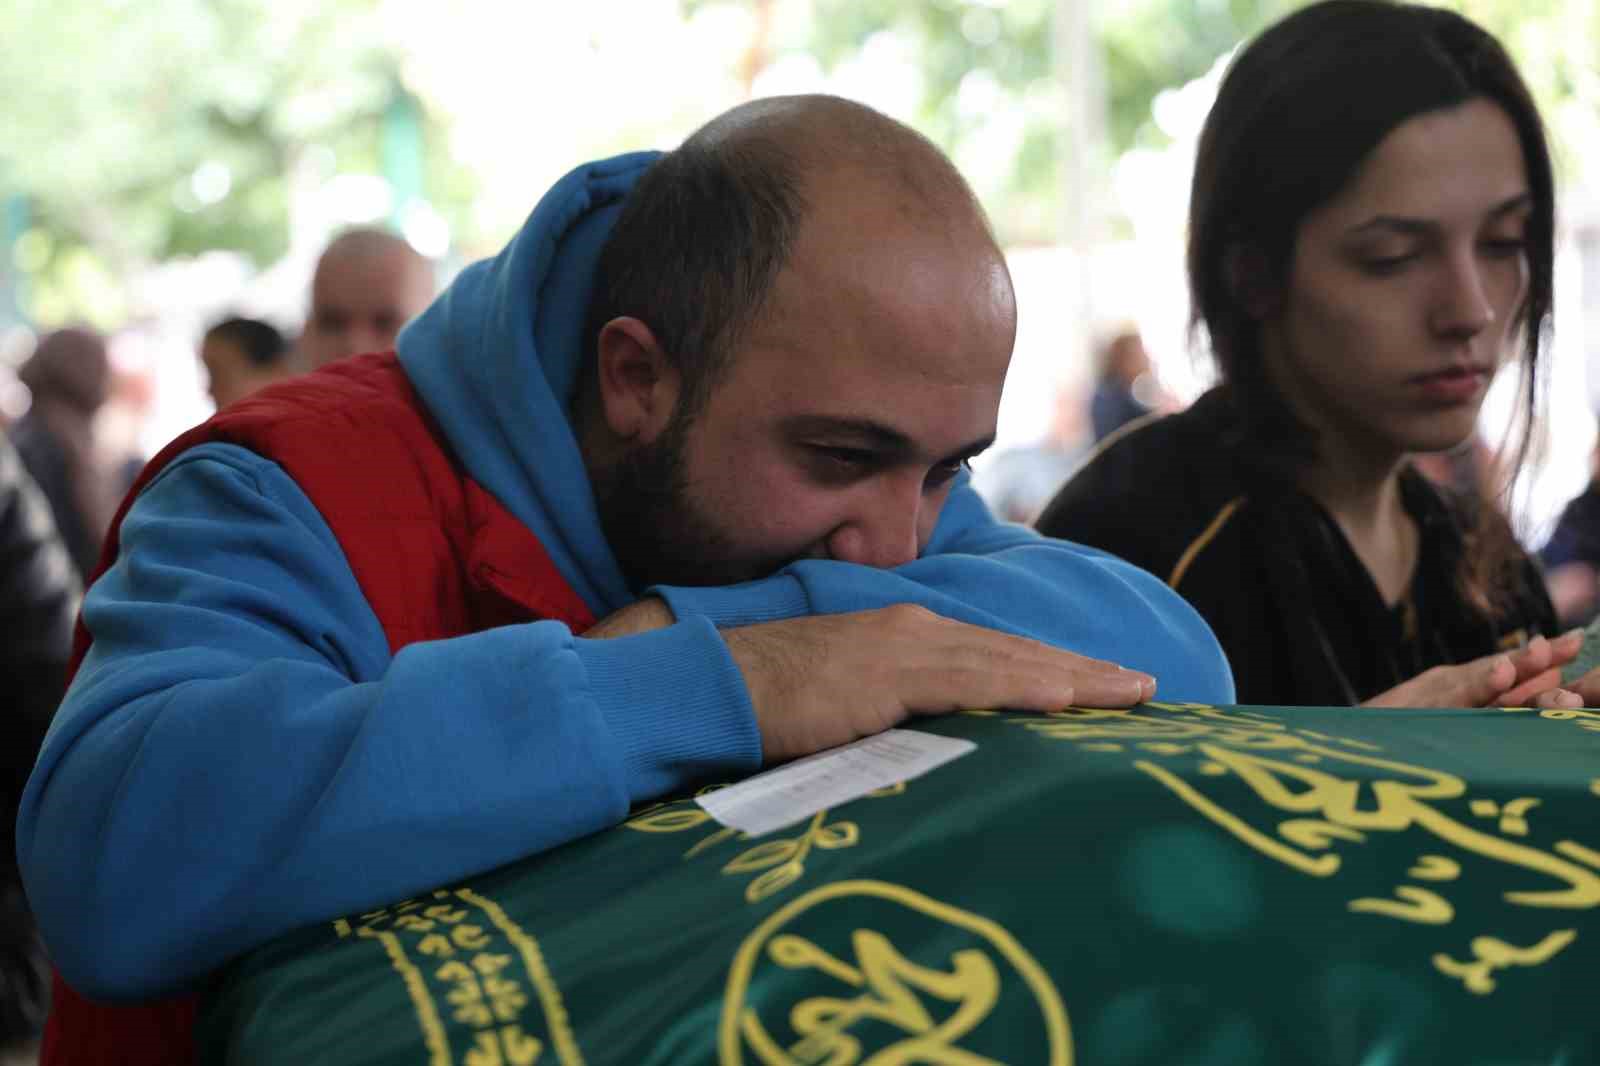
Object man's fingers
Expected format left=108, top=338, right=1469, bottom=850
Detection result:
left=927, top=618, right=1155, bottom=708
left=903, top=627, right=1155, bottom=712
left=911, top=657, right=1151, bottom=713
left=732, top=606, right=1163, bottom=764
left=1062, top=668, right=1156, bottom=707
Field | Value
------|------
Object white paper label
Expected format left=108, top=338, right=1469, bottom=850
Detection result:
left=695, top=728, right=976, bottom=837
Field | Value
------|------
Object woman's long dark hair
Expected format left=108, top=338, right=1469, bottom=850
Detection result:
left=1188, top=0, right=1556, bottom=618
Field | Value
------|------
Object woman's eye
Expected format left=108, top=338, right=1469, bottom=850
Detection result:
left=1480, top=237, right=1527, bottom=259
left=1359, top=253, right=1417, bottom=276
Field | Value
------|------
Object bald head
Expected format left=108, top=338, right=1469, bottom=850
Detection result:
left=689, top=94, right=989, bottom=226
left=302, top=228, right=435, bottom=369
left=582, top=94, right=1003, bottom=420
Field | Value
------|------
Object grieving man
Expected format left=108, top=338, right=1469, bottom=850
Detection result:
left=19, top=95, right=1232, bottom=1065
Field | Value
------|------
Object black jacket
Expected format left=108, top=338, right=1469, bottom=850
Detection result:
left=0, top=432, right=76, bottom=1043
left=1036, top=386, right=1555, bottom=706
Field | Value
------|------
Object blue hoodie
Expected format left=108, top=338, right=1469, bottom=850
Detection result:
left=17, top=152, right=1233, bottom=1001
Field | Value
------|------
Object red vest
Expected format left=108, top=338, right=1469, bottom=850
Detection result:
left=42, top=352, right=595, bottom=1065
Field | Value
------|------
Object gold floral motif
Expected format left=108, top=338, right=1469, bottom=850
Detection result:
left=723, top=811, right=862, bottom=904
left=623, top=783, right=911, bottom=904
left=328, top=887, right=583, bottom=1065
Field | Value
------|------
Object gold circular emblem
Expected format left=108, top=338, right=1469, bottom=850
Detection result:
left=720, top=879, right=1071, bottom=1065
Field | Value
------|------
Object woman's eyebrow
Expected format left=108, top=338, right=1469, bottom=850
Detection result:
left=1347, top=192, right=1534, bottom=237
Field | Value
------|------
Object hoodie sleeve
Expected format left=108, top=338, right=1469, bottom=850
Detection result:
left=16, top=443, right=759, bottom=1001
left=652, top=476, right=1236, bottom=704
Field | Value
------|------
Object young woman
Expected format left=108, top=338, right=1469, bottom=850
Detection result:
left=1037, top=0, right=1592, bottom=709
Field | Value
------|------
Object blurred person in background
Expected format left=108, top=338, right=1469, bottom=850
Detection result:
left=9, top=328, right=123, bottom=583
left=1039, top=0, right=1597, bottom=710
left=1539, top=435, right=1600, bottom=628
left=20, top=93, right=1231, bottom=1066
left=0, top=435, right=78, bottom=1062
left=972, top=376, right=1090, bottom=523
left=298, top=227, right=435, bottom=369
left=199, top=316, right=292, bottom=410
left=1089, top=325, right=1173, bottom=441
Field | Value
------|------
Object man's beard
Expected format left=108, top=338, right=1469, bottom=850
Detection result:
left=592, top=414, right=787, bottom=591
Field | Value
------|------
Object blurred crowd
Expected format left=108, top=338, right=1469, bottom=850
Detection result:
left=0, top=224, right=435, bottom=1061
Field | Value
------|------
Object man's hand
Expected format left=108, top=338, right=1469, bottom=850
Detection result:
left=720, top=604, right=1156, bottom=762
left=582, top=597, right=675, bottom=639
left=1362, top=631, right=1585, bottom=709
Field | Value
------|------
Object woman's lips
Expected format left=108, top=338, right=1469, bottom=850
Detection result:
left=1408, top=365, right=1490, bottom=404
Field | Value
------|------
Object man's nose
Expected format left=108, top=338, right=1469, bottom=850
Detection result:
left=825, top=479, right=923, bottom=570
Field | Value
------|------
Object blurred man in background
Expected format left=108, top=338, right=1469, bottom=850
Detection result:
left=298, top=227, right=435, bottom=369
left=9, top=328, right=122, bottom=583
left=972, top=377, right=1090, bottom=523
left=198, top=316, right=292, bottom=410
left=1089, top=326, right=1173, bottom=442
left=1541, top=436, right=1600, bottom=628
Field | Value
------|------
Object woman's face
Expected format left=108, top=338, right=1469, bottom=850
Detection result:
left=1260, top=97, right=1533, bottom=467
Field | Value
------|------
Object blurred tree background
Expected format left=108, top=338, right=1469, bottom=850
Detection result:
left=0, top=0, right=479, bottom=326
left=1, top=0, right=1595, bottom=327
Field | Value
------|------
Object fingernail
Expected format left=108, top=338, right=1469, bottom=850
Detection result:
left=1564, top=627, right=1586, bottom=642
left=1554, top=690, right=1583, bottom=708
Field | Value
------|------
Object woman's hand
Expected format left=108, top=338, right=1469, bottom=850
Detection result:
left=1362, top=630, right=1585, bottom=709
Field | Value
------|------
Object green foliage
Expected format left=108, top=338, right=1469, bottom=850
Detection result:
left=709, top=0, right=1595, bottom=244
left=5, top=0, right=1593, bottom=325
left=737, top=0, right=1307, bottom=243
left=0, top=0, right=472, bottom=325
left=1099, top=0, right=1301, bottom=150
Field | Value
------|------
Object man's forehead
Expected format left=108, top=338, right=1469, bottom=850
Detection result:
left=758, top=230, right=1015, bottom=386
left=313, top=260, right=430, bottom=308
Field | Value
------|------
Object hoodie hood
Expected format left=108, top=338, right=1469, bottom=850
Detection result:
left=397, top=151, right=661, bottom=617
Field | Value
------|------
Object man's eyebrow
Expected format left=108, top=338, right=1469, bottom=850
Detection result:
left=947, top=434, right=996, bottom=462
left=1347, top=192, right=1533, bottom=237
left=781, top=415, right=993, bottom=462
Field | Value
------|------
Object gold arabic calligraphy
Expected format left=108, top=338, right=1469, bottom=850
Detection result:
left=1013, top=703, right=1597, bottom=993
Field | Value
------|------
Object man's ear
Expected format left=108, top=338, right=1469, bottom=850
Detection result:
left=1224, top=243, right=1281, bottom=320
left=594, top=317, right=682, bottom=443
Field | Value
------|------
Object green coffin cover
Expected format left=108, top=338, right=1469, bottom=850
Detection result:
left=198, top=703, right=1600, bottom=1065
